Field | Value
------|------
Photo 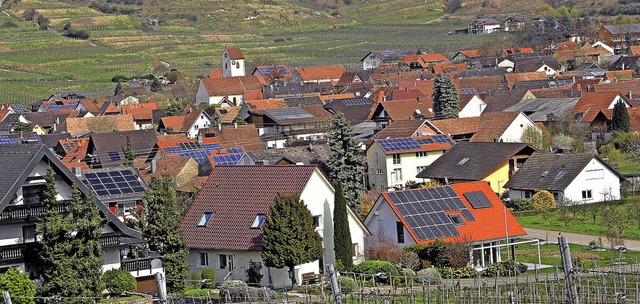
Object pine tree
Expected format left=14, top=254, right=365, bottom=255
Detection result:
left=141, top=176, right=189, bottom=293
left=114, top=81, right=123, bottom=96
left=124, top=136, right=134, bottom=166
left=327, top=112, right=365, bottom=212
left=612, top=101, right=630, bottom=133
left=261, top=194, right=322, bottom=286
left=333, top=182, right=353, bottom=271
left=432, top=74, right=460, bottom=119
left=150, top=77, right=162, bottom=92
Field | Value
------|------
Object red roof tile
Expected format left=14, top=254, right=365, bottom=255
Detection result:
left=295, top=66, right=346, bottom=82
left=200, top=76, right=263, bottom=97
left=181, top=165, right=321, bottom=251
left=226, top=47, right=244, bottom=60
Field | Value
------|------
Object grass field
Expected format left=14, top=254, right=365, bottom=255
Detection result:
left=0, top=0, right=497, bottom=104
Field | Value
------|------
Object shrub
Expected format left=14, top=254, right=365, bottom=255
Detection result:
left=508, top=199, right=533, bottom=211
left=338, top=276, right=356, bottom=293
left=36, top=14, right=49, bottom=29
left=352, top=260, right=398, bottom=276
left=532, top=190, right=556, bottom=210
left=22, top=8, right=35, bottom=21
left=102, top=269, right=137, bottom=295
left=405, top=240, right=450, bottom=268
left=201, top=268, right=215, bottom=289
left=364, top=240, right=402, bottom=263
left=481, top=261, right=527, bottom=277
left=414, top=268, right=442, bottom=284
left=400, top=250, right=420, bottom=270
left=219, top=280, right=276, bottom=302
left=0, top=268, right=35, bottom=304
left=2, top=21, right=17, bottom=28
left=246, top=261, right=262, bottom=285
left=65, top=28, right=91, bottom=39
left=438, top=266, right=478, bottom=279
left=398, top=268, right=416, bottom=283
left=189, top=272, right=201, bottom=289
left=184, top=288, right=214, bottom=298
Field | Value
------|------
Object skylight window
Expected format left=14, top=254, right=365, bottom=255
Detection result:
left=556, top=171, right=566, bottom=179
left=541, top=171, right=549, bottom=177
left=448, top=214, right=465, bottom=226
left=251, top=214, right=266, bottom=229
left=197, top=212, right=213, bottom=227
left=457, top=158, right=469, bottom=165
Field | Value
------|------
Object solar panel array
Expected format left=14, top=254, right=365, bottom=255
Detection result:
left=0, top=134, right=42, bottom=145
left=62, top=141, right=76, bottom=152
left=386, top=186, right=476, bottom=241
left=463, top=191, right=492, bottom=209
left=108, top=151, right=121, bottom=162
left=379, top=135, right=455, bottom=152
left=212, top=153, right=243, bottom=165
left=460, top=88, right=477, bottom=95
left=378, top=51, right=406, bottom=59
left=9, top=104, right=29, bottom=113
left=265, top=107, right=313, bottom=121
left=259, top=66, right=290, bottom=75
left=84, top=169, right=145, bottom=196
left=44, top=101, right=78, bottom=112
left=341, top=98, right=372, bottom=107
left=161, top=141, right=242, bottom=164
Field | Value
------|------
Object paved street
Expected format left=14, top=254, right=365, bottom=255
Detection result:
left=524, top=227, right=640, bottom=251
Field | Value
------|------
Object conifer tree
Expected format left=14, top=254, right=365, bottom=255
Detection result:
left=114, top=81, right=123, bottom=96
left=261, top=194, right=322, bottom=286
left=432, top=74, right=460, bottom=119
left=612, top=100, right=630, bottom=133
left=140, top=176, right=189, bottom=293
left=124, top=136, right=134, bottom=166
left=327, top=112, right=365, bottom=212
left=333, top=182, right=353, bottom=271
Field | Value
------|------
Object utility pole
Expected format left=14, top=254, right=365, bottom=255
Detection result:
left=2, top=291, right=12, bottom=304
left=326, top=264, right=342, bottom=304
left=558, top=233, right=579, bottom=304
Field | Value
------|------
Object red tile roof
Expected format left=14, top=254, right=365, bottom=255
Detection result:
left=181, top=165, right=321, bottom=251
left=606, top=70, right=633, bottom=81
left=200, top=76, right=263, bottom=97
left=419, top=53, right=449, bottom=63
left=65, top=114, right=135, bottom=134
left=381, top=181, right=526, bottom=245
left=505, top=72, right=548, bottom=89
left=458, top=50, right=482, bottom=58
left=226, top=47, right=244, bottom=60
left=208, top=69, right=223, bottom=79
left=573, top=92, right=626, bottom=123
left=160, top=110, right=207, bottom=132
left=295, top=66, right=346, bottom=82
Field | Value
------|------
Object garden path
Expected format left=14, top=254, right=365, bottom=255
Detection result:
left=525, top=228, right=640, bottom=251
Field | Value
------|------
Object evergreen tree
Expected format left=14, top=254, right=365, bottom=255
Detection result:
left=140, top=176, right=189, bottom=293
left=114, top=81, right=123, bottom=96
left=166, top=102, right=184, bottom=117
left=124, top=136, right=134, bottom=166
left=612, top=101, right=631, bottom=133
left=327, top=112, right=365, bottom=212
left=261, top=194, right=322, bottom=286
left=150, top=77, right=162, bottom=92
left=333, top=182, right=353, bottom=271
left=432, top=74, right=459, bottom=119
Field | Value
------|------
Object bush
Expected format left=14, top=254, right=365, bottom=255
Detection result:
left=2, top=21, right=17, bottom=28
left=405, top=240, right=450, bottom=268
left=22, top=8, right=35, bottom=21
left=508, top=199, right=533, bottom=211
left=189, top=272, right=201, bottom=289
left=481, top=261, right=527, bottom=277
left=364, top=240, right=402, bottom=263
left=0, top=268, right=35, bottom=304
left=338, top=276, right=356, bottom=293
left=352, top=260, right=398, bottom=276
left=219, top=280, right=276, bottom=302
left=102, top=269, right=137, bottom=295
left=201, top=268, right=215, bottom=289
left=398, top=268, right=416, bottom=283
left=438, top=266, right=478, bottom=279
left=414, top=268, right=442, bottom=284
left=65, top=28, right=91, bottom=39
left=184, top=288, right=214, bottom=298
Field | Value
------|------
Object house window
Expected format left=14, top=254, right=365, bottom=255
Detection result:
left=22, top=184, right=47, bottom=205
left=396, top=221, right=404, bottom=243
left=524, top=191, right=534, bottom=199
left=312, top=215, right=321, bottom=227
left=199, top=253, right=209, bottom=266
left=582, top=190, right=592, bottom=200
left=251, top=214, right=266, bottom=229
left=198, top=212, right=213, bottom=227
left=352, top=243, right=358, bottom=257
left=22, top=225, right=36, bottom=243
left=457, top=158, right=469, bottom=165
left=393, top=169, right=402, bottom=182
left=416, top=151, right=427, bottom=157
left=376, top=169, right=384, bottom=175
left=375, top=152, right=379, bottom=165
left=393, top=154, right=401, bottom=165
left=416, top=166, right=427, bottom=175
left=117, top=201, right=136, bottom=215
left=219, top=254, right=227, bottom=269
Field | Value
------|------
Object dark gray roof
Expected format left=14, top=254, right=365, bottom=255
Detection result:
left=503, top=97, right=580, bottom=122
left=9, top=104, right=29, bottom=113
left=245, top=144, right=331, bottom=166
left=323, top=98, right=374, bottom=125
left=514, top=56, right=561, bottom=73
left=39, top=133, right=73, bottom=149
left=504, top=153, right=623, bottom=191
left=89, top=130, right=157, bottom=167
left=482, top=89, right=529, bottom=112
left=609, top=56, right=640, bottom=71
left=0, top=114, right=21, bottom=132
left=416, top=142, right=535, bottom=180
left=457, top=68, right=507, bottom=78
left=283, top=96, right=324, bottom=107
left=603, top=24, right=640, bottom=35
left=512, top=78, right=574, bottom=90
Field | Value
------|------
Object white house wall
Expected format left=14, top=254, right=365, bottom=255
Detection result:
left=563, top=158, right=621, bottom=204
left=186, top=114, right=212, bottom=139
left=500, top=113, right=541, bottom=143
left=458, top=95, right=486, bottom=118
left=365, top=197, right=416, bottom=247
left=301, top=170, right=336, bottom=267
left=195, top=82, right=211, bottom=107
left=363, top=56, right=384, bottom=70
left=368, top=143, right=445, bottom=190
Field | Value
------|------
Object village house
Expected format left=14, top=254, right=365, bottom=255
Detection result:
left=181, top=165, right=370, bottom=288
left=597, top=24, right=640, bottom=54
left=364, top=181, right=526, bottom=268
left=505, top=153, right=624, bottom=204
left=222, top=47, right=246, bottom=77
left=290, top=66, right=346, bottom=84
left=468, top=18, right=501, bottom=35
left=361, top=50, right=408, bottom=70
left=428, top=112, right=541, bottom=143
left=158, top=109, right=212, bottom=139
left=367, top=135, right=456, bottom=191
left=86, top=129, right=158, bottom=168
left=195, top=76, right=264, bottom=107
left=416, top=142, right=536, bottom=194
left=252, top=65, right=292, bottom=83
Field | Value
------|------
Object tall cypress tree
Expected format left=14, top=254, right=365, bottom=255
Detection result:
left=114, top=81, right=123, bottom=96
left=333, top=182, right=353, bottom=271
left=141, top=176, right=189, bottom=293
left=432, top=74, right=460, bottom=119
left=124, top=136, right=134, bottom=166
left=612, top=100, right=630, bottom=133
left=327, top=112, right=365, bottom=213
left=261, top=194, right=322, bottom=287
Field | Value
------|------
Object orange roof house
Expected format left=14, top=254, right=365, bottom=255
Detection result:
left=65, top=114, right=135, bottom=135
left=364, top=181, right=526, bottom=267
left=158, top=109, right=212, bottom=139
left=505, top=72, right=548, bottom=89
left=573, top=91, right=633, bottom=125
left=291, top=66, right=346, bottom=84
left=196, top=76, right=264, bottom=107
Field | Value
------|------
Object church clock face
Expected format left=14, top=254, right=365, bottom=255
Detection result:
left=231, top=60, right=236, bottom=65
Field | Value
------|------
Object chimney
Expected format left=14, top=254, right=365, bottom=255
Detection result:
left=151, top=159, right=157, bottom=173
left=629, top=91, right=633, bottom=100
left=622, top=63, right=626, bottom=70
left=218, top=123, right=222, bottom=131
left=417, top=96, right=422, bottom=104
left=308, top=143, right=314, bottom=151
left=73, top=166, right=82, bottom=177
left=197, top=135, right=203, bottom=143
left=382, top=95, right=387, bottom=102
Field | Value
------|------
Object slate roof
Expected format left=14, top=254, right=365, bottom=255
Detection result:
left=181, top=165, right=320, bottom=251
left=323, top=98, right=375, bottom=125
left=603, top=24, right=640, bottom=35
left=416, top=142, right=534, bottom=180
left=503, top=97, right=580, bottom=122
left=609, top=56, right=640, bottom=71
left=504, top=153, right=622, bottom=191
left=246, top=144, right=332, bottom=165
left=514, top=56, right=561, bottom=73
left=283, top=96, right=324, bottom=107
left=39, top=133, right=72, bottom=150
left=89, top=129, right=158, bottom=167
left=457, top=68, right=508, bottom=78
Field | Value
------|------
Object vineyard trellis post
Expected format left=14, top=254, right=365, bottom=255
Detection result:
left=559, top=233, right=579, bottom=304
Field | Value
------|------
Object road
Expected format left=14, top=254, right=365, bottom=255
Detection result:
left=524, top=227, right=640, bottom=251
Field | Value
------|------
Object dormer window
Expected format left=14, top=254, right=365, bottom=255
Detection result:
left=251, top=214, right=266, bottom=229
left=198, top=212, right=213, bottom=227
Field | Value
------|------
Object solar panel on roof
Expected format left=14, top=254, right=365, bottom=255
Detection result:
left=84, top=169, right=145, bottom=197
left=265, top=107, right=314, bottom=121
left=341, top=98, right=372, bottom=107
left=378, top=138, right=421, bottom=152
left=463, top=191, right=493, bottom=209
left=212, top=153, right=243, bottom=165
left=460, top=88, right=477, bottom=95
left=108, top=152, right=121, bottom=162
left=179, top=142, right=202, bottom=151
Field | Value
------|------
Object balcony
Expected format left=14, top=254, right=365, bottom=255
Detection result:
left=0, top=202, right=69, bottom=224
left=121, top=253, right=163, bottom=278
